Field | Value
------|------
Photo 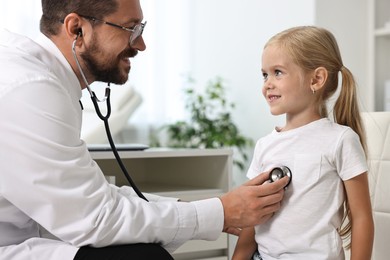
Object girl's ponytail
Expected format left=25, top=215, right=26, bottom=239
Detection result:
left=334, top=66, right=367, bottom=156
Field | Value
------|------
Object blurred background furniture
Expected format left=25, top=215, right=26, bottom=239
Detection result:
left=90, top=148, right=233, bottom=260
left=80, top=84, right=142, bottom=144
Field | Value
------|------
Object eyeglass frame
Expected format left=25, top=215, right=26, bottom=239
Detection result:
left=79, top=15, right=147, bottom=46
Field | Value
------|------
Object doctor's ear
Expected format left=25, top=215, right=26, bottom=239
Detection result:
left=62, top=13, right=85, bottom=40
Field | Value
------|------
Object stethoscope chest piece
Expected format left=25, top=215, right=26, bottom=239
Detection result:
left=269, top=166, right=292, bottom=188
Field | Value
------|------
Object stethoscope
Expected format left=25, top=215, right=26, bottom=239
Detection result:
left=72, top=32, right=148, bottom=201
left=269, top=166, right=292, bottom=188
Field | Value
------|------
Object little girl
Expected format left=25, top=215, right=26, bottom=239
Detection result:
left=232, top=26, right=374, bottom=260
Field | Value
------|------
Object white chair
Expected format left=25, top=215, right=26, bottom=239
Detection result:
left=80, top=84, right=142, bottom=144
left=361, top=112, right=390, bottom=260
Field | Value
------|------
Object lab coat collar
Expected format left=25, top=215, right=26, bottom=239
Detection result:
left=35, top=33, right=82, bottom=102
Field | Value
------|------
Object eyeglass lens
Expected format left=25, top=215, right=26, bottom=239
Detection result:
left=130, top=23, right=145, bottom=45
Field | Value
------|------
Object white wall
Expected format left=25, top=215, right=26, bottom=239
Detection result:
left=0, top=1, right=41, bottom=38
left=314, top=0, right=370, bottom=111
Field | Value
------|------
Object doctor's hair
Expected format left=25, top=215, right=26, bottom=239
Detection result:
left=40, top=0, right=118, bottom=36
left=264, top=26, right=367, bottom=249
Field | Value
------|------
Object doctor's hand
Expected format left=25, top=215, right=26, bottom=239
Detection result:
left=220, top=171, right=289, bottom=236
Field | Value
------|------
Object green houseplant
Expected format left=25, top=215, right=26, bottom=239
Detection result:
left=152, top=77, right=253, bottom=171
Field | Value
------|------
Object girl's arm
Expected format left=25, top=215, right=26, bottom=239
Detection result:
left=344, top=172, right=374, bottom=260
left=232, top=227, right=257, bottom=260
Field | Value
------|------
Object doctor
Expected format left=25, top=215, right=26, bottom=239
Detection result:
left=0, top=0, right=289, bottom=259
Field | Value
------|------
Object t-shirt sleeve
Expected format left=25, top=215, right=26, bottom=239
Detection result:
left=335, top=128, right=368, bottom=180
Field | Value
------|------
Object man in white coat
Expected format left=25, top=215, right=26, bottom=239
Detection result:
left=0, top=0, right=289, bottom=259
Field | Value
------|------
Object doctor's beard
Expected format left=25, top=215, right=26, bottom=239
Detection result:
left=80, top=33, right=138, bottom=85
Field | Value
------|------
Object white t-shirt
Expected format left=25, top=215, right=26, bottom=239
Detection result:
left=0, top=29, right=223, bottom=260
left=247, top=118, right=367, bottom=260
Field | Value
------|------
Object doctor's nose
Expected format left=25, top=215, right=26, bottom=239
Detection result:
left=131, top=36, right=146, bottom=52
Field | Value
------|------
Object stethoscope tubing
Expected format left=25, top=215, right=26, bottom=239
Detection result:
left=100, top=100, right=148, bottom=201
left=72, top=35, right=148, bottom=201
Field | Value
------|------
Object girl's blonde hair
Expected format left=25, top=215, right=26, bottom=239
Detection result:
left=265, top=26, right=367, bottom=248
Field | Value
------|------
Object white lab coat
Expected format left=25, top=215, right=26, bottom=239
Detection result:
left=0, top=30, right=223, bottom=260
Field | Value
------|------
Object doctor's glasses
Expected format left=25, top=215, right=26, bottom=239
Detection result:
left=80, top=15, right=147, bottom=46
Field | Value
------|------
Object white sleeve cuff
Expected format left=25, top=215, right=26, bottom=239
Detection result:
left=191, top=198, right=224, bottom=241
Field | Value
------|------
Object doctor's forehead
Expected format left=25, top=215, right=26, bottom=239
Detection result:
left=108, top=0, right=144, bottom=23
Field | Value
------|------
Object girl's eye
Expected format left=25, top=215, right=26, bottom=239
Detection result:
left=275, top=70, right=282, bottom=76
left=262, top=73, right=268, bottom=81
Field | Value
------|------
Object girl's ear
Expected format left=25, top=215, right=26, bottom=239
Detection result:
left=310, top=67, right=328, bottom=92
